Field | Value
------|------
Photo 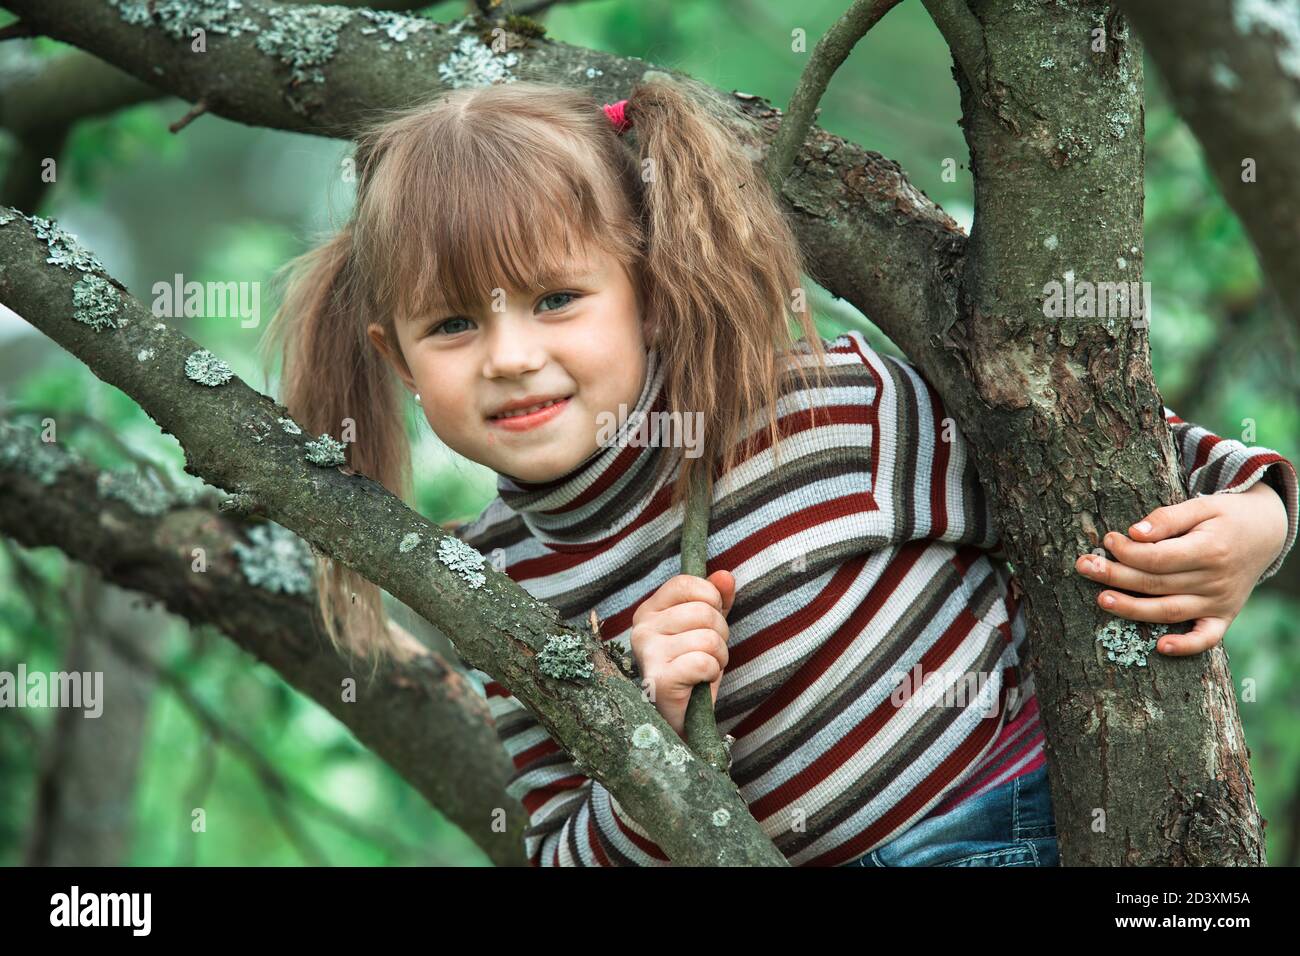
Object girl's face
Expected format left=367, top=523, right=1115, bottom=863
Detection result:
left=368, top=250, right=648, bottom=482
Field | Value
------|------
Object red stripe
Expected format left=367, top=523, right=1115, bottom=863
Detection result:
left=748, top=593, right=990, bottom=821
left=805, top=678, right=1009, bottom=866
left=609, top=803, right=671, bottom=861
left=711, top=491, right=878, bottom=572
left=728, top=556, right=867, bottom=670
left=587, top=810, right=611, bottom=866
left=731, top=541, right=928, bottom=741
left=521, top=772, right=586, bottom=816
left=1193, top=432, right=1220, bottom=471
left=919, top=373, right=951, bottom=540
left=1224, top=453, right=1285, bottom=490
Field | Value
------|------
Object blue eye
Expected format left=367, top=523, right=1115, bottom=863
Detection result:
left=538, top=291, right=577, bottom=312
left=429, top=316, right=474, bottom=336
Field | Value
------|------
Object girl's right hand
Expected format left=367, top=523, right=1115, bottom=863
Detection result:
left=630, top=570, right=736, bottom=738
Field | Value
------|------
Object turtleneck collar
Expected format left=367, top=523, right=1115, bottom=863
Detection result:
left=495, top=348, right=676, bottom=548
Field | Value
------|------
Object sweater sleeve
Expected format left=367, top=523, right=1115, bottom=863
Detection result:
left=861, top=342, right=1297, bottom=580
left=474, top=670, right=672, bottom=867
left=871, top=348, right=1003, bottom=555
left=1163, top=406, right=1298, bottom=583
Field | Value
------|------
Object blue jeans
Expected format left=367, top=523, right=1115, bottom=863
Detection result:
left=847, top=763, right=1060, bottom=867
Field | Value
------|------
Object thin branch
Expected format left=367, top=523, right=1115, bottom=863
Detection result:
left=920, top=0, right=989, bottom=99
left=168, top=97, right=208, bottom=134
left=766, top=0, right=902, bottom=189
left=678, top=464, right=729, bottom=773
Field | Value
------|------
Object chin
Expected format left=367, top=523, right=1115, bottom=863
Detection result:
left=497, top=448, right=588, bottom=483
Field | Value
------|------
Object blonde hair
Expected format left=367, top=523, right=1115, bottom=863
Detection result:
left=261, top=76, right=827, bottom=667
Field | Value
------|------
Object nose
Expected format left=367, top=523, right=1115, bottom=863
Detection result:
left=481, top=312, right=547, bottom=380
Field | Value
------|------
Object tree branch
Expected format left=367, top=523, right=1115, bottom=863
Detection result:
left=0, top=209, right=787, bottom=866
left=0, top=0, right=967, bottom=373
left=765, top=0, right=902, bottom=188
left=0, top=417, right=530, bottom=866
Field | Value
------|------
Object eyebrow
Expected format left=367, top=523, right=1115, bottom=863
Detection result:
left=406, top=271, right=597, bottom=324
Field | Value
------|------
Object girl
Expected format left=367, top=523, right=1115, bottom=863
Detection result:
left=265, top=77, right=1297, bottom=867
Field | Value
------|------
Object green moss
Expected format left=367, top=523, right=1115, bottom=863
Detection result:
left=503, top=14, right=547, bottom=39
left=537, top=633, right=593, bottom=680
left=72, top=274, right=126, bottom=332
left=437, top=536, right=486, bottom=588
left=185, top=348, right=234, bottom=386
left=304, top=433, right=346, bottom=467
left=232, top=521, right=315, bottom=595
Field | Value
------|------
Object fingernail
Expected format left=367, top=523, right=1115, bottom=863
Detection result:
left=1101, top=594, right=1116, bottom=607
left=1135, top=521, right=1152, bottom=534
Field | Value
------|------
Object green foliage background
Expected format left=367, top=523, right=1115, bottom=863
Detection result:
left=1, top=0, right=1297, bottom=866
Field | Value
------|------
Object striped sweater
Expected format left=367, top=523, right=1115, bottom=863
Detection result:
left=455, top=330, right=1299, bottom=866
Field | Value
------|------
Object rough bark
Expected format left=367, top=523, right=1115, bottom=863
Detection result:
left=1122, top=0, right=1300, bottom=329
left=924, top=0, right=1262, bottom=865
left=0, top=434, right=530, bottom=867
left=0, top=0, right=1268, bottom=865
left=0, top=212, right=787, bottom=866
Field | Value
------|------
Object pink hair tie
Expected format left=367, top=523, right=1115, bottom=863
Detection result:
left=603, top=99, right=631, bottom=135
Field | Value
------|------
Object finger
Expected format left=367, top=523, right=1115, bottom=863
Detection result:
left=651, top=601, right=730, bottom=640
left=709, top=668, right=725, bottom=705
left=1126, top=497, right=1219, bottom=543
left=1101, top=529, right=1211, bottom=575
left=1074, top=552, right=1210, bottom=596
left=1157, top=617, right=1228, bottom=656
left=667, top=650, right=724, bottom=689
left=1096, top=590, right=1211, bottom=625
left=708, top=569, right=736, bottom=616
left=634, top=574, right=724, bottom=620
left=657, top=628, right=729, bottom=669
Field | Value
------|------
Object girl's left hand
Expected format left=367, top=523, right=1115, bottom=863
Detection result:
left=1074, top=481, right=1288, bottom=656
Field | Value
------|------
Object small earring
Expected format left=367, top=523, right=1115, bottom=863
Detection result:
left=413, top=392, right=422, bottom=405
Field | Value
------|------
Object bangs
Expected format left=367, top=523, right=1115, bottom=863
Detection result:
left=357, top=116, right=641, bottom=325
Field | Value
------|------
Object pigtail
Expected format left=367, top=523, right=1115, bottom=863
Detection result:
left=623, top=77, right=828, bottom=508
left=260, top=219, right=412, bottom=674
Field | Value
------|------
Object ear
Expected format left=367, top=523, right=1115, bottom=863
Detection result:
left=367, top=323, right=417, bottom=393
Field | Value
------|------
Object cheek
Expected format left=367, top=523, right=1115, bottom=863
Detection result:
left=414, top=369, right=478, bottom=441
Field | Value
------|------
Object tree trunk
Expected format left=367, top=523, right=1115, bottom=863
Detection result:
left=927, top=0, right=1262, bottom=865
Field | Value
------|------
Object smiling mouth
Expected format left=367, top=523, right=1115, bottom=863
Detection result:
left=488, top=396, right=572, bottom=421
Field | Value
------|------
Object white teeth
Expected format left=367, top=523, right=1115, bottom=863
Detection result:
left=494, top=398, right=564, bottom=419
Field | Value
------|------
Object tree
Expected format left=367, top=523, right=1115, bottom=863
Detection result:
left=0, top=0, right=1291, bottom=865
